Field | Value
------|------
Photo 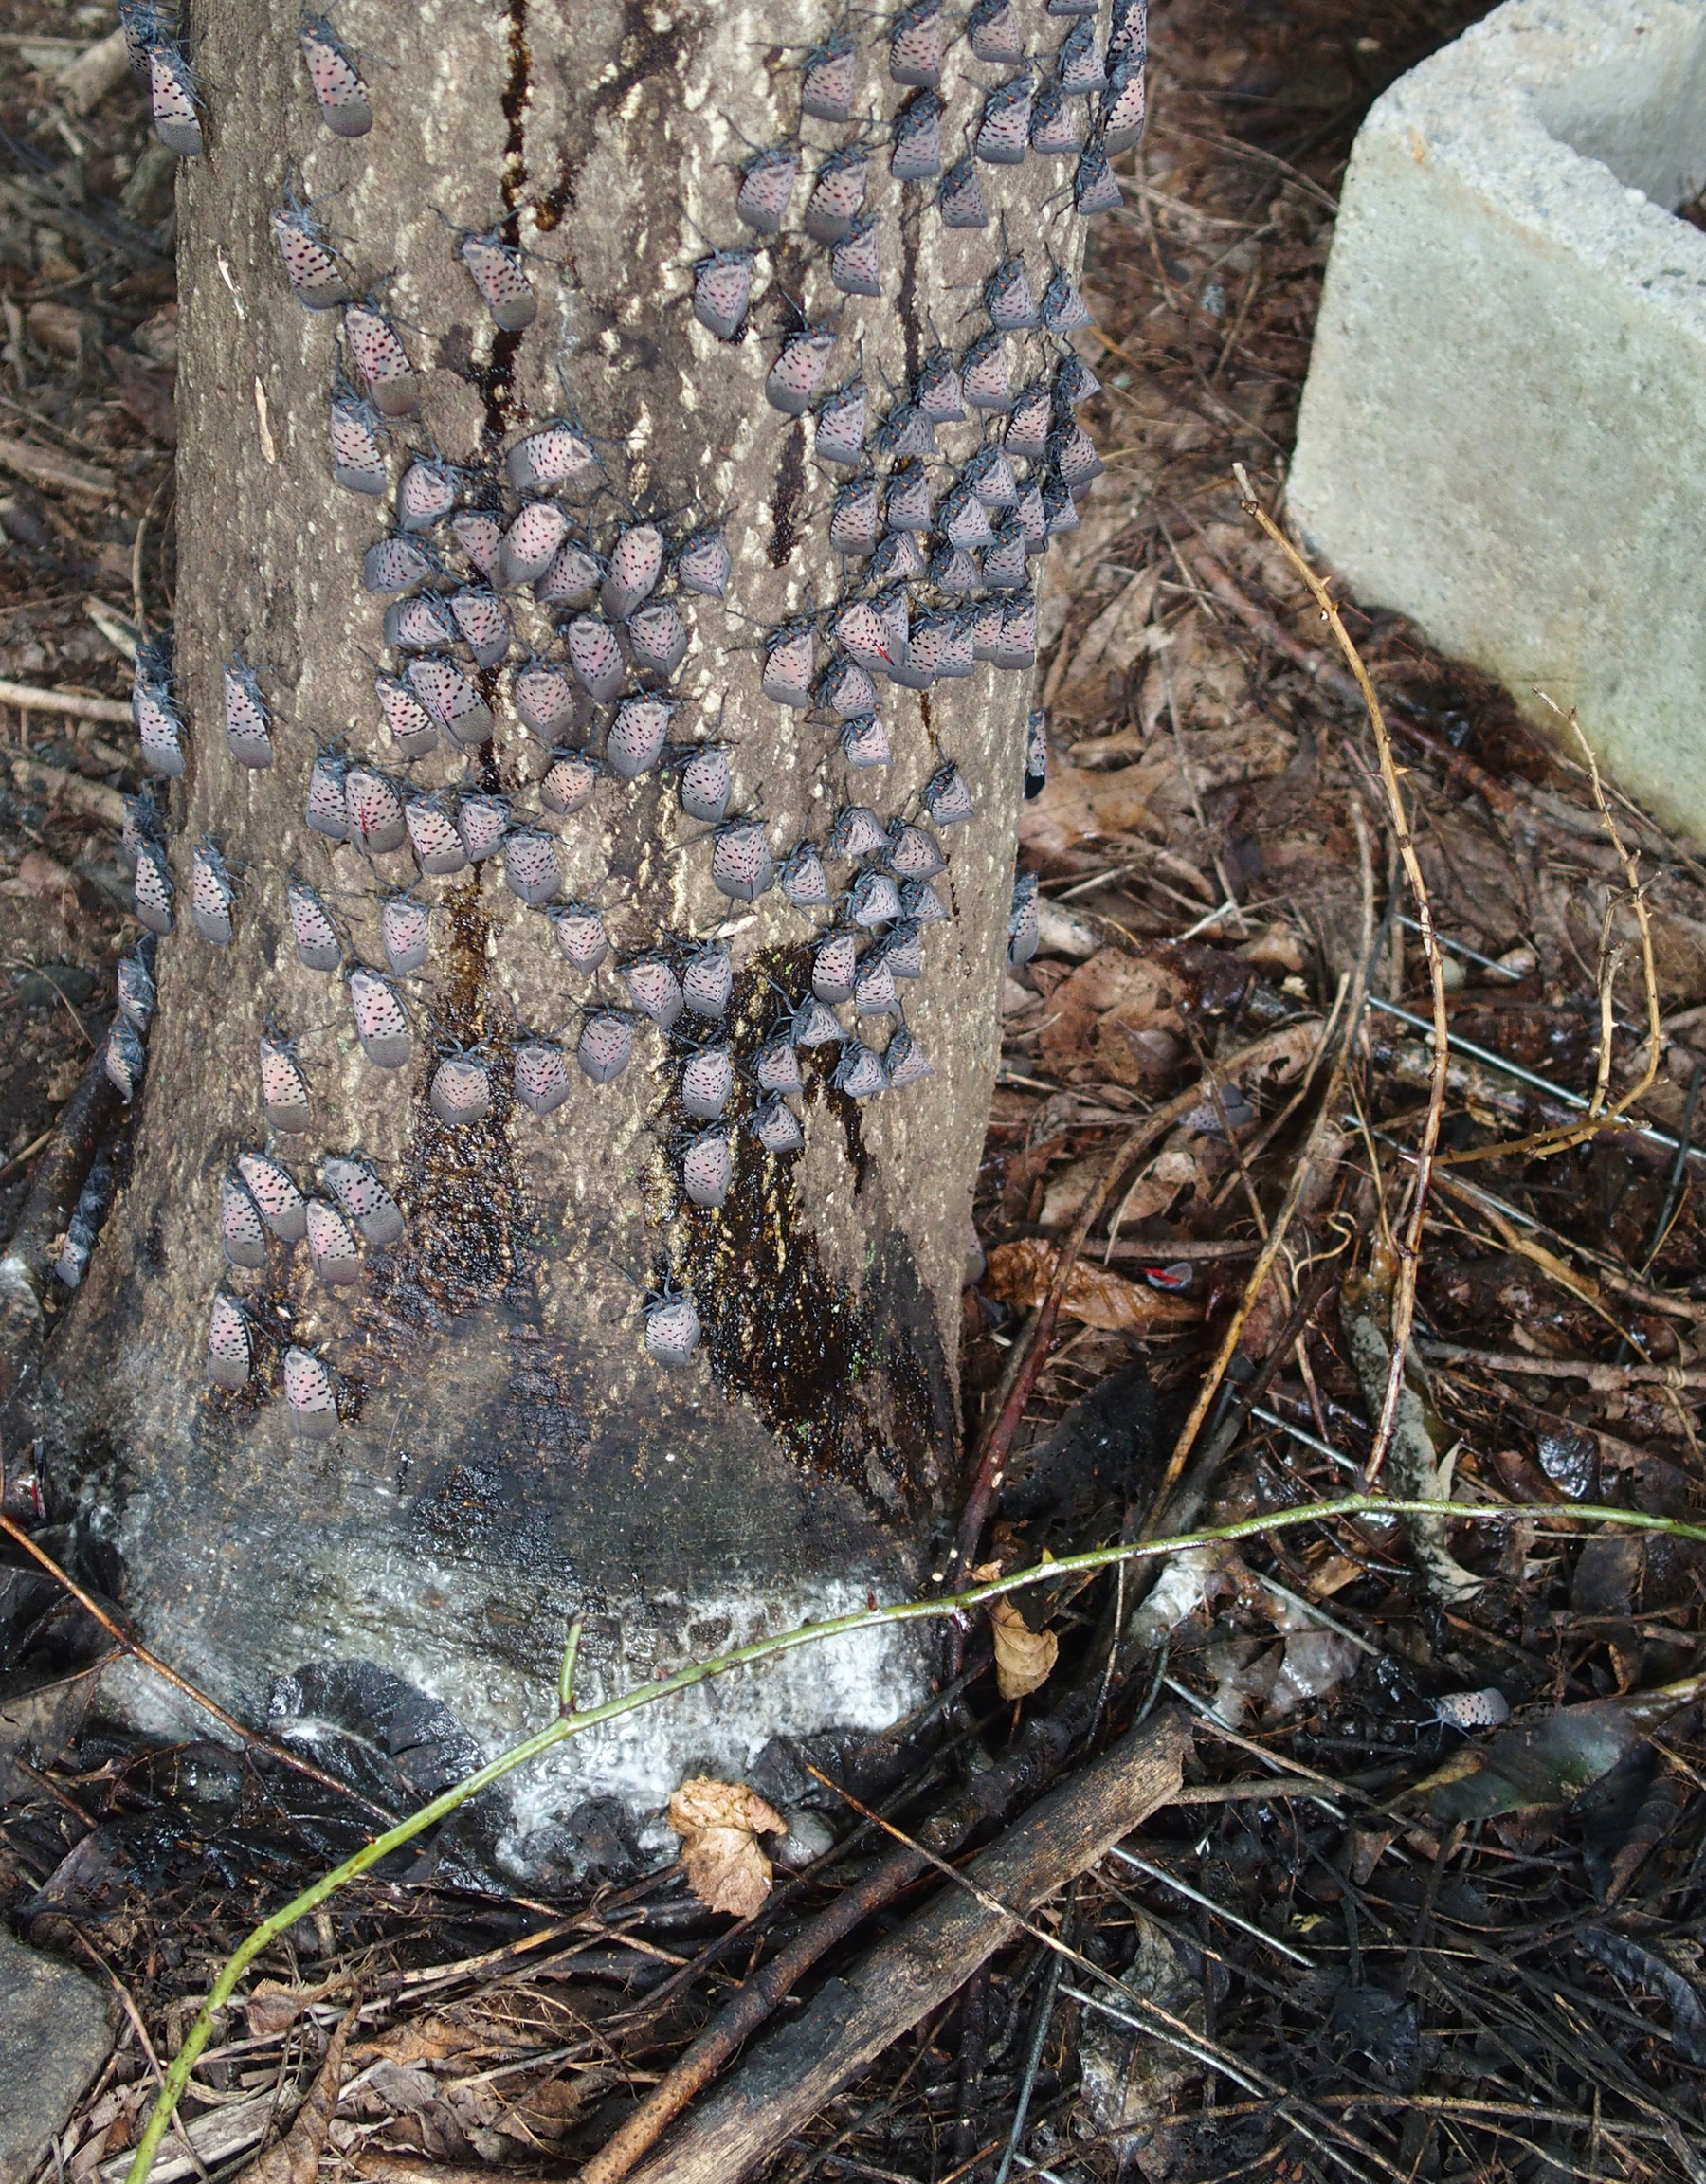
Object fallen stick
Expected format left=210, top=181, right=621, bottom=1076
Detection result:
left=620, top=1710, right=1187, bottom=2184
left=9, top=756, right=126, bottom=828
left=0, top=678, right=132, bottom=724
left=0, top=436, right=114, bottom=501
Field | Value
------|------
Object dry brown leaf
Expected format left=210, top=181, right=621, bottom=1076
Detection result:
left=969, top=1567, right=1060, bottom=1701
left=984, top=1239, right=1202, bottom=1335
left=245, top=1976, right=345, bottom=2038
left=237, top=1999, right=358, bottom=2184
left=17, top=849, right=80, bottom=920
left=668, top=1776, right=788, bottom=1920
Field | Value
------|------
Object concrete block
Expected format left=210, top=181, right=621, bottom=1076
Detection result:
left=1288, top=0, right=1706, bottom=837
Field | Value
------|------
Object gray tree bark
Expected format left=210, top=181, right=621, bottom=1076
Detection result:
left=37, top=0, right=1095, bottom=1859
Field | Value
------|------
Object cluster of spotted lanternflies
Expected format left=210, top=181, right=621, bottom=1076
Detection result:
left=97, top=0, right=1139, bottom=1433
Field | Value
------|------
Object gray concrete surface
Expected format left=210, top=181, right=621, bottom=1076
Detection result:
left=1288, top=0, right=1706, bottom=839
left=0, top=1929, right=113, bottom=2184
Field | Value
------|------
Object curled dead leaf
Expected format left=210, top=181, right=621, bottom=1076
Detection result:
left=976, top=1575, right=1059, bottom=1701
left=668, top=1775, right=788, bottom=1920
left=985, top=1238, right=1203, bottom=1336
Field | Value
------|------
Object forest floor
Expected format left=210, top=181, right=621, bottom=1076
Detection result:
left=9, top=1, right=1706, bottom=2182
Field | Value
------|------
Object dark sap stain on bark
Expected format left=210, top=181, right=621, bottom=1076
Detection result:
left=501, top=0, right=532, bottom=215
left=897, top=191, right=923, bottom=387
left=592, top=0, right=694, bottom=123
left=768, top=420, right=806, bottom=568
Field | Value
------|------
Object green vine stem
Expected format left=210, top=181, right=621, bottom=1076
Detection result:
left=123, top=1492, right=1706, bottom=2184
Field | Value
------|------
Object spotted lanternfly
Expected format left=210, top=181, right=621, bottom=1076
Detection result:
left=1041, top=475, right=1080, bottom=535
left=891, top=89, right=943, bottom=181
left=679, top=1043, right=735, bottom=1121
left=456, top=793, right=510, bottom=864
left=832, top=1041, right=889, bottom=1099
left=566, top=616, right=628, bottom=704
left=878, top=919, right=924, bottom=978
left=322, top=1154, right=405, bottom=1247
left=874, top=585, right=912, bottom=661
left=1007, top=869, right=1040, bottom=965
left=133, top=680, right=185, bottom=779
left=283, top=1346, right=338, bottom=1439
left=238, top=1150, right=309, bottom=1242
left=942, top=484, right=995, bottom=549
left=675, top=746, right=731, bottom=823
left=681, top=942, right=733, bottom=1019
left=363, top=534, right=434, bottom=593
left=853, top=954, right=900, bottom=1018
left=330, top=388, right=387, bottom=495
left=606, top=696, right=674, bottom=781
left=260, top=1034, right=312, bottom=1132
left=884, top=1026, right=934, bottom=1087
left=1075, top=141, right=1124, bottom=214
left=970, top=598, right=1007, bottom=658
left=1110, top=0, right=1148, bottom=66
left=1025, top=707, right=1050, bottom=798
left=1005, top=381, right=1052, bottom=459
left=535, top=539, right=603, bottom=609
left=820, top=657, right=879, bottom=719
left=221, top=1173, right=267, bottom=1269
left=693, top=246, right=754, bottom=341
left=937, top=158, right=990, bottom=228
left=801, top=31, right=857, bottom=122
left=790, top=993, right=849, bottom=1046
left=830, top=218, right=882, bottom=299
left=850, top=869, right=903, bottom=929
left=191, top=839, right=235, bottom=944
left=305, top=1196, right=361, bottom=1284
left=299, top=12, right=370, bottom=135
left=929, top=542, right=981, bottom=592
left=829, top=475, right=880, bottom=557
left=1048, top=0, right=1097, bottom=14
left=737, top=144, right=798, bottom=234
left=379, top=893, right=431, bottom=974
left=878, top=463, right=929, bottom=535
left=814, top=377, right=868, bottom=469
left=674, top=525, right=731, bottom=599
left=1100, top=61, right=1147, bottom=153
left=1029, top=78, right=1080, bottom=155
left=623, top=955, right=684, bottom=1029
left=1433, top=1687, right=1512, bottom=1731
left=805, top=147, right=869, bottom=243
left=394, top=458, right=457, bottom=535
left=644, top=1284, right=702, bottom=1364
left=207, top=1292, right=253, bottom=1392
left=116, top=949, right=156, bottom=1032
left=924, top=761, right=977, bottom=825
left=901, top=877, right=947, bottom=923
left=870, top=535, right=925, bottom=597
left=968, top=0, right=1025, bottom=62
left=540, top=749, right=599, bottom=816
left=578, top=1010, right=635, bottom=1083
left=349, top=967, right=412, bottom=1068
left=508, top=661, right=572, bottom=737
left=1015, top=484, right=1048, bottom=554
left=965, top=445, right=1021, bottom=507
left=290, top=880, right=340, bottom=970
left=550, top=901, right=609, bottom=971
left=753, top=1095, right=804, bottom=1154
left=1040, top=267, right=1093, bottom=334
left=875, top=401, right=936, bottom=461
left=843, top=717, right=893, bottom=768
left=503, top=828, right=560, bottom=906
left=767, top=327, right=835, bottom=417
left=223, top=658, right=273, bottom=768
left=131, top=841, right=172, bottom=936
left=763, top=622, right=816, bottom=709
left=505, top=421, right=602, bottom=495
left=984, top=520, right=1028, bottom=590
left=498, top=500, right=570, bottom=591
left=680, top=1126, right=734, bottom=1209
left=889, top=0, right=943, bottom=85
left=890, top=607, right=938, bottom=687
left=754, top=1035, right=804, bottom=1096
left=1054, top=18, right=1105, bottom=92
left=346, top=767, right=408, bottom=857
left=271, top=200, right=352, bottom=310
left=603, top=525, right=665, bottom=622
left=404, top=795, right=469, bottom=875
left=886, top=820, right=947, bottom=881
left=459, top=227, right=537, bottom=331
left=514, top=1040, right=572, bottom=1118
left=997, top=591, right=1039, bottom=666
left=147, top=41, right=204, bottom=157
left=383, top=593, right=457, bottom=652
left=343, top=302, right=418, bottom=418
left=1047, top=420, right=1105, bottom=493
left=711, top=820, right=773, bottom=901
left=430, top=1052, right=493, bottom=1127
left=303, top=752, right=349, bottom=841
left=447, top=587, right=511, bottom=670
left=780, top=841, right=832, bottom=909
left=961, top=330, right=1012, bottom=411
left=120, top=0, right=169, bottom=81
left=104, top=1017, right=146, bottom=1102
left=986, top=255, right=1038, bottom=331
left=455, top=506, right=512, bottom=574
left=976, top=72, right=1033, bottom=164
left=830, top=804, right=886, bottom=863
left=832, top=601, right=894, bottom=673
left=627, top=599, right=689, bottom=680
left=915, top=350, right=964, bottom=427
left=812, top=926, right=859, bottom=1004
left=407, top=656, right=494, bottom=746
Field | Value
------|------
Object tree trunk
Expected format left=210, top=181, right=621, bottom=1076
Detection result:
left=35, top=0, right=1104, bottom=1853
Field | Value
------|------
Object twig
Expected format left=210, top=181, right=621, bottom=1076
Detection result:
left=0, top=434, right=114, bottom=500
left=9, top=756, right=126, bottom=827
left=1234, top=466, right=1450, bottom=1484
left=0, top=678, right=131, bottom=724
left=1418, top=1342, right=1706, bottom=1392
